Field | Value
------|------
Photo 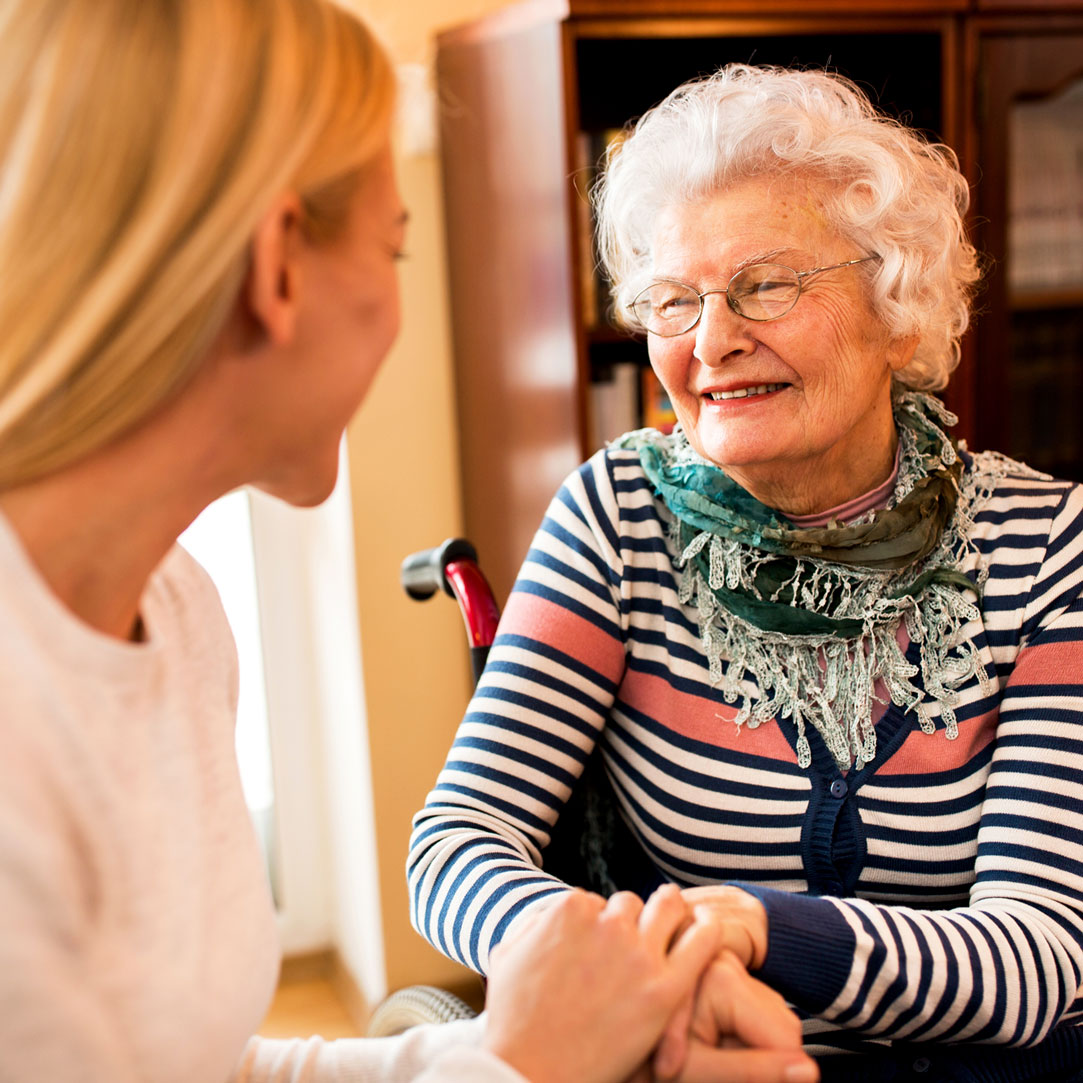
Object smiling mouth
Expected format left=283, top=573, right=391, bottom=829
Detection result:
left=706, top=383, right=788, bottom=401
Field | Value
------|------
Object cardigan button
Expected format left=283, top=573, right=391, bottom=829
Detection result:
left=912, top=1057, right=931, bottom=1073
left=829, top=779, right=847, bottom=799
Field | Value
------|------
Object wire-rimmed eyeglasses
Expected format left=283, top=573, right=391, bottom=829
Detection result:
left=627, top=255, right=881, bottom=336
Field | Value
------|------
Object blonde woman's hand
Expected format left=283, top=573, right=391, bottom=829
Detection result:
left=481, top=884, right=719, bottom=1083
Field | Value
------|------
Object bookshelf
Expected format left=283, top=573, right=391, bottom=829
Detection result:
left=436, top=0, right=1083, bottom=603
left=968, top=19, right=1083, bottom=481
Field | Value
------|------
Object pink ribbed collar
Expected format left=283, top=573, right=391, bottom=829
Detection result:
left=785, top=445, right=900, bottom=529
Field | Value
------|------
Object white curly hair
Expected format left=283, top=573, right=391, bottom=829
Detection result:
left=593, top=64, right=981, bottom=391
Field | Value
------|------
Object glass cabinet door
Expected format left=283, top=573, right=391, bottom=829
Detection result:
left=975, top=34, right=1083, bottom=481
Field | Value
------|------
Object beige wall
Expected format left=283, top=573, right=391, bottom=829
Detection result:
left=344, top=0, right=518, bottom=999
left=350, top=1, right=514, bottom=64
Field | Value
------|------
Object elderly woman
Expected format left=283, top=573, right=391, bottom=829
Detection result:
left=410, top=65, right=1083, bottom=1080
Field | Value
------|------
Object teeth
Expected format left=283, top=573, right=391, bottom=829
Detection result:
left=708, top=383, right=785, bottom=401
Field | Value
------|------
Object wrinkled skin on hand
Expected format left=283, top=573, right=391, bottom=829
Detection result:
left=481, top=884, right=817, bottom=1083
left=681, top=885, right=770, bottom=970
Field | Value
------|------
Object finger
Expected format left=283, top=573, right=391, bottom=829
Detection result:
left=685, top=888, right=768, bottom=970
left=552, top=889, right=607, bottom=928
left=691, top=903, right=757, bottom=969
left=602, top=889, right=645, bottom=925
left=651, top=920, right=726, bottom=1076
left=682, top=885, right=726, bottom=904
left=567, top=888, right=608, bottom=912
left=692, top=955, right=803, bottom=1052
left=668, top=919, right=723, bottom=988
left=682, top=884, right=753, bottom=905
left=652, top=990, right=695, bottom=1080
left=679, top=1045, right=819, bottom=1083
left=637, top=882, right=688, bottom=954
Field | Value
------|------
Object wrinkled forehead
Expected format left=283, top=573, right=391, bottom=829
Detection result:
left=644, top=174, right=841, bottom=280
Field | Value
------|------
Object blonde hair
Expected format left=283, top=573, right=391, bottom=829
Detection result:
left=0, top=0, right=394, bottom=488
left=594, top=65, right=981, bottom=391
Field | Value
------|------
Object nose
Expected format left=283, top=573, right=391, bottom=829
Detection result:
left=692, top=293, right=756, bottom=369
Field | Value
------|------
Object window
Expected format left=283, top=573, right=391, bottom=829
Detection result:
left=178, top=450, right=385, bottom=983
left=180, top=492, right=278, bottom=893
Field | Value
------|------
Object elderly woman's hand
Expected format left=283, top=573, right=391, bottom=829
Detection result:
left=655, top=951, right=817, bottom=1083
left=680, top=885, right=769, bottom=970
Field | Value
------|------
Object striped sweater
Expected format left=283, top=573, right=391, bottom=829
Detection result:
left=409, top=445, right=1083, bottom=1070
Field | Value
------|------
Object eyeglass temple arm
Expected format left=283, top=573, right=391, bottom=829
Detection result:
left=798, top=254, right=881, bottom=282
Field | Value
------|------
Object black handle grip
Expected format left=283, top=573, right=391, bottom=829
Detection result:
left=400, top=538, right=479, bottom=601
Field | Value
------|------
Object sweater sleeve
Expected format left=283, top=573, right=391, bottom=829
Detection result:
left=747, top=482, right=1083, bottom=1047
left=408, top=453, right=631, bottom=972
left=232, top=1017, right=528, bottom=1083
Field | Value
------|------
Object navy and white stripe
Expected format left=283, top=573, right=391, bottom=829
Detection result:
left=409, top=447, right=1083, bottom=1058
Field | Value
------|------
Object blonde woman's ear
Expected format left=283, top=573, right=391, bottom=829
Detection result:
left=245, top=192, right=305, bottom=346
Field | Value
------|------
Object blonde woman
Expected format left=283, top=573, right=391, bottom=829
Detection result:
left=0, top=3, right=815, bottom=1082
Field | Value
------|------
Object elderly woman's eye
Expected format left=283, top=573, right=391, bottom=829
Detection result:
left=656, top=289, right=696, bottom=315
left=740, top=277, right=791, bottom=299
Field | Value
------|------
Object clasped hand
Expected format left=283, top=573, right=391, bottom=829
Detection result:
left=482, top=884, right=817, bottom=1083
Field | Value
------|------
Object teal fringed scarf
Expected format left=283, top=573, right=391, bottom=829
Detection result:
left=617, top=392, right=996, bottom=771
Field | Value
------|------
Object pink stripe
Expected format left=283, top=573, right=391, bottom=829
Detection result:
left=1011, top=638, right=1083, bottom=685
left=875, top=706, right=998, bottom=775
left=499, top=591, right=625, bottom=682
left=871, top=641, right=1083, bottom=777
left=502, top=592, right=1006, bottom=773
left=619, top=666, right=797, bottom=760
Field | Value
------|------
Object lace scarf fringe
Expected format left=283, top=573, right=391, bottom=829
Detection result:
left=671, top=397, right=1038, bottom=770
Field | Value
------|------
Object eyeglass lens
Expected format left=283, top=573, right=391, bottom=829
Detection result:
left=630, top=264, right=802, bottom=335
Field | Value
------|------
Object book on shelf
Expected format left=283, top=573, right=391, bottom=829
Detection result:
left=589, top=360, right=640, bottom=450
left=573, top=131, right=599, bottom=330
left=589, top=361, right=680, bottom=450
left=641, top=367, right=676, bottom=435
left=573, top=127, right=628, bottom=331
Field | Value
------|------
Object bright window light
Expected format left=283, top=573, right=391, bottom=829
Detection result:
left=179, top=491, right=276, bottom=883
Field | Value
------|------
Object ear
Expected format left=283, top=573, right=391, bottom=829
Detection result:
left=245, top=191, right=305, bottom=347
left=887, top=333, right=920, bottom=373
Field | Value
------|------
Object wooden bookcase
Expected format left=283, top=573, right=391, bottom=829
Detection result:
left=965, top=13, right=1083, bottom=479
left=436, top=0, right=1083, bottom=603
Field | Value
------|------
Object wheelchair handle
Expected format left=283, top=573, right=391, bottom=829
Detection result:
left=401, top=537, right=478, bottom=601
left=401, top=538, right=501, bottom=683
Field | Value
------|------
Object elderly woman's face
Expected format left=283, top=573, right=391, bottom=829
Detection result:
left=645, top=176, right=914, bottom=514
